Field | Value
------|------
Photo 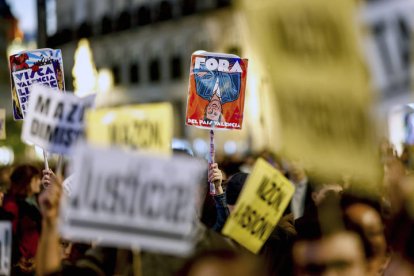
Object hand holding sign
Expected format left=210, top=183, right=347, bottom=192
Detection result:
left=186, top=51, right=248, bottom=196
left=37, top=170, right=63, bottom=276
left=40, top=169, right=62, bottom=223
left=208, top=163, right=223, bottom=195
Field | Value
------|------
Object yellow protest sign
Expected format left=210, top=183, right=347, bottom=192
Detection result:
left=222, top=158, right=295, bottom=254
left=86, top=103, right=173, bottom=154
left=241, top=0, right=380, bottom=185
left=0, top=109, right=5, bottom=140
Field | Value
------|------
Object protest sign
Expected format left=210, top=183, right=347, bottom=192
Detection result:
left=185, top=51, right=248, bottom=130
left=86, top=103, right=173, bottom=154
left=62, top=175, right=74, bottom=197
left=222, top=158, right=294, bottom=253
left=241, top=0, right=380, bottom=185
left=21, top=85, right=95, bottom=155
left=9, top=49, right=65, bottom=120
left=361, top=0, right=414, bottom=99
left=60, top=143, right=205, bottom=255
left=0, top=222, right=12, bottom=276
left=0, top=110, right=5, bottom=140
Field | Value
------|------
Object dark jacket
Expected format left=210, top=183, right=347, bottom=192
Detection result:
left=3, top=195, right=42, bottom=273
left=212, top=193, right=230, bottom=232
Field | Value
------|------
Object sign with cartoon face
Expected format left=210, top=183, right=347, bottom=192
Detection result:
left=9, top=49, right=65, bottom=120
left=186, top=51, right=248, bottom=130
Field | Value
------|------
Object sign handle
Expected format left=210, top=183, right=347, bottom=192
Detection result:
left=42, top=149, right=49, bottom=170
left=56, top=155, right=64, bottom=178
left=209, top=129, right=216, bottom=195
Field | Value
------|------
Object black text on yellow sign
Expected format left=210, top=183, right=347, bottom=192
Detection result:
left=240, top=0, right=380, bottom=186
left=86, top=103, right=173, bottom=154
left=222, top=158, right=295, bottom=253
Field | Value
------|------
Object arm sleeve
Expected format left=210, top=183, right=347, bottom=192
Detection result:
left=212, top=192, right=230, bottom=232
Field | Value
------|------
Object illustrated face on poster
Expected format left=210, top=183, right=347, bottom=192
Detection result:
left=9, top=49, right=65, bottom=120
left=186, top=52, right=248, bottom=130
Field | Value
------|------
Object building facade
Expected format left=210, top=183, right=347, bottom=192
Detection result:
left=49, top=0, right=277, bottom=156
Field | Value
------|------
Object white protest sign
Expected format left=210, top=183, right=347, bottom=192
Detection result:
left=362, top=0, right=414, bottom=98
left=60, top=143, right=206, bottom=255
left=0, top=222, right=12, bottom=276
left=21, top=85, right=95, bottom=155
left=62, top=175, right=74, bottom=197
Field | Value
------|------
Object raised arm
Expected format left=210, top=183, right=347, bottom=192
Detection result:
left=36, top=169, right=63, bottom=275
left=209, top=163, right=230, bottom=232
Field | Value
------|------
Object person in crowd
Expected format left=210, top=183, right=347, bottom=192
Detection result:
left=224, top=172, right=248, bottom=213
left=287, top=161, right=314, bottom=220
left=295, top=178, right=344, bottom=231
left=37, top=169, right=104, bottom=276
left=36, top=161, right=236, bottom=276
left=3, top=164, right=42, bottom=275
left=343, top=201, right=389, bottom=275
left=220, top=156, right=244, bottom=178
left=260, top=213, right=297, bottom=276
left=208, top=163, right=228, bottom=232
left=384, top=200, right=414, bottom=276
left=310, top=182, right=343, bottom=206
left=239, top=154, right=256, bottom=174
left=204, top=171, right=247, bottom=232
left=383, top=156, right=409, bottom=217
left=293, top=219, right=368, bottom=276
left=210, top=169, right=297, bottom=275
left=202, top=164, right=248, bottom=230
left=176, top=249, right=264, bottom=276
left=382, top=171, right=414, bottom=275
left=0, top=166, right=13, bottom=220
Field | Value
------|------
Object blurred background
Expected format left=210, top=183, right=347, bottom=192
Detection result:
left=0, top=0, right=412, bottom=165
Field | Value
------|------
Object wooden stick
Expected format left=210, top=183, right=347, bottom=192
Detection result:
left=43, top=150, right=49, bottom=170
left=209, top=129, right=216, bottom=195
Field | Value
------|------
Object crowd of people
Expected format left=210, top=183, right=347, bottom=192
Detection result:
left=0, top=142, right=413, bottom=276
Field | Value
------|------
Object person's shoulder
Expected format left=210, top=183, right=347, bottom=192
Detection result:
left=3, top=196, right=18, bottom=211
left=200, top=227, right=236, bottom=251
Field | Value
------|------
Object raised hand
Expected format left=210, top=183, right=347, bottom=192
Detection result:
left=209, top=163, right=223, bottom=195
left=39, top=169, right=63, bottom=223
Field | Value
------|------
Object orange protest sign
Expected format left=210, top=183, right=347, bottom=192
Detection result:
left=186, top=51, right=248, bottom=130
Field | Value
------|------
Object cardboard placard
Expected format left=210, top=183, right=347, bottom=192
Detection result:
left=0, top=222, right=12, bottom=276
left=21, top=85, right=95, bottom=155
left=185, top=51, right=248, bottom=130
left=86, top=103, right=173, bottom=154
left=241, top=0, right=380, bottom=184
left=222, top=158, right=295, bottom=253
left=9, top=49, right=65, bottom=120
left=60, top=143, right=205, bottom=255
